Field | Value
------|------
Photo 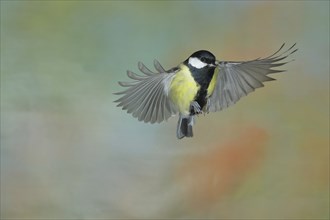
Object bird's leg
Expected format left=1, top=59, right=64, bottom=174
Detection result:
left=190, top=101, right=202, bottom=115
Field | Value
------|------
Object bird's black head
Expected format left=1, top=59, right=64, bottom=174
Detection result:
left=185, top=50, right=216, bottom=69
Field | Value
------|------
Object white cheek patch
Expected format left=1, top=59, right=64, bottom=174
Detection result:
left=188, top=57, right=207, bottom=69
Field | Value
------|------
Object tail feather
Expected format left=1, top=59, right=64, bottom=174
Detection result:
left=177, top=116, right=194, bottom=139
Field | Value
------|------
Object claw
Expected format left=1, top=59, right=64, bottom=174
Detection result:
left=190, top=101, right=202, bottom=114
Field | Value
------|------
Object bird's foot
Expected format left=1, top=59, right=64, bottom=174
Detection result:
left=190, top=101, right=202, bottom=115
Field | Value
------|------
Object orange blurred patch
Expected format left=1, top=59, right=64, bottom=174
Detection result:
left=177, top=126, right=268, bottom=209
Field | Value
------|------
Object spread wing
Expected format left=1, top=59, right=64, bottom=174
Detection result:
left=207, top=43, right=297, bottom=112
left=114, top=60, right=178, bottom=123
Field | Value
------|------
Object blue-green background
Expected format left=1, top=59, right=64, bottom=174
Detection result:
left=1, top=1, right=329, bottom=218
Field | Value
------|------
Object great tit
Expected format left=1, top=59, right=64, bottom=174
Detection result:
left=114, top=43, right=297, bottom=139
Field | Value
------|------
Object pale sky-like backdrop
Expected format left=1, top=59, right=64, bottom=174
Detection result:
left=1, top=1, right=329, bottom=219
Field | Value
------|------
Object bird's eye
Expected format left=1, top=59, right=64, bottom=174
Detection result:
left=201, top=57, right=206, bottom=62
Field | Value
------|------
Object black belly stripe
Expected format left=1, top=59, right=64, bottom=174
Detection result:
left=189, top=66, right=216, bottom=115
left=190, top=89, right=208, bottom=114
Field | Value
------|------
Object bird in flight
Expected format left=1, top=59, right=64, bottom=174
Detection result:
left=114, top=43, right=297, bottom=139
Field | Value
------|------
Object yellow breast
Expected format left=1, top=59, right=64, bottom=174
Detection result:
left=207, top=67, right=219, bottom=97
left=169, top=64, right=199, bottom=115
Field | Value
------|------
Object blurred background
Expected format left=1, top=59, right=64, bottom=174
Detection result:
left=1, top=1, right=329, bottom=219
